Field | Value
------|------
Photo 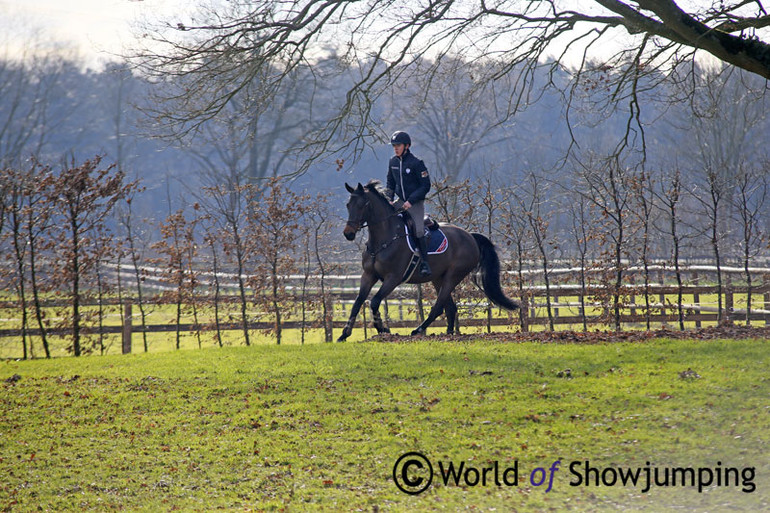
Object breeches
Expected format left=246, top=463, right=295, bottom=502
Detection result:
left=408, top=201, right=425, bottom=239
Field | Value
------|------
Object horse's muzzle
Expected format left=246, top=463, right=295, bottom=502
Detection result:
left=343, top=224, right=357, bottom=241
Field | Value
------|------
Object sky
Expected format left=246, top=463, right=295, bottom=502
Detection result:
left=0, top=1, right=725, bottom=72
left=0, top=0, right=182, bottom=68
left=0, top=0, right=637, bottom=72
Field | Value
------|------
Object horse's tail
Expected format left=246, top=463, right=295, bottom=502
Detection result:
left=472, top=233, right=520, bottom=311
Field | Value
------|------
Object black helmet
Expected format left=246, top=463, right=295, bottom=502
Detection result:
left=390, top=131, right=411, bottom=146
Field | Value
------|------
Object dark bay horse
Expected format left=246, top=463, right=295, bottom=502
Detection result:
left=338, top=181, right=519, bottom=341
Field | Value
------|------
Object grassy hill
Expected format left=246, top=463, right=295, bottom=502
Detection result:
left=1, top=336, right=768, bottom=511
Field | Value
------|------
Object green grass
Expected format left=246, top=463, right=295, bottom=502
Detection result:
left=1, top=337, right=768, bottom=511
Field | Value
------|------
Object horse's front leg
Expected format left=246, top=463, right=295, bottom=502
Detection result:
left=337, top=271, right=378, bottom=342
left=369, top=275, right=403, bottom=335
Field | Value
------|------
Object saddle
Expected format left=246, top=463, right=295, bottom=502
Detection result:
left=399, top=212, right=448, bottom=255
left=398, top=212, right=447, bottom=283
left=401, top=212, right=440, bottom=242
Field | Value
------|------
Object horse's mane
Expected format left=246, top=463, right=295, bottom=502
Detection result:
left=363, top=180, right=395, bottom=211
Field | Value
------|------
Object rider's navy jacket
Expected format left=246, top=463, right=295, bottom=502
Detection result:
left=386, top=149, right=431, bottom=205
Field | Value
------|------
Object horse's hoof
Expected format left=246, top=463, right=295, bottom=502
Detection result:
left=411, top=327, right=425, bottom=336
left=337, top=334, right=348, bottom=342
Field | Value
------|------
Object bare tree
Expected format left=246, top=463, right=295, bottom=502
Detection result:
left=629, top=168, right=655, bottom=329
left=567, top=191, right=593, bottom=331
left=182, top=65, right=320, bottom=184
left=247, top=179, right=311, bottom=345
left=521, top=172, right=557, bottom=331
left=431, top=177, right=472, bottom=224
left=683, top=65, right=768, bottom=323
left=692, top=165, right=730, bottom=323
left=461, top=175, right=505, bottom=332
left=48, top=157, right=134, bottom=356
left=116, top=185, right=154, bottom=352
left=732, top=164, right=768, bottom=325
left=202, top=223, right=225, bottom=347
left=575, top=154, right=633, bottom=330
left=5, top=168, right=31, bottom=358
left=684, top=66, right=768, bottom=193
left=92, top=225, right=116, bottom=355
left=395, top=58, right=514, bottom=182
left=0, top=168, right=8, bottom=238
left=0, top=164, right=54, bottom=358
left=24, top=165, right=54, bottom=358
left=200, top=182, right=254, bottom=346
left=0, top=56, right=64, bottom=167
left=152, top=208, right=203, bottom=350
left=499, top=184, right=534, bottom=332
left=652, top=168, right=687, bottom=331
left=100, top=63, right=139, bottom=175
left=308, top=193, right=338, bottom=342
left=131, top=1, right=770, bottom=172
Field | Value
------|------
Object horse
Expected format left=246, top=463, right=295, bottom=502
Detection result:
left=338, top=181, right=519, bottom=341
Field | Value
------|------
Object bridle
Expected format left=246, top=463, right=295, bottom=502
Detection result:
left=345, top=198, right=370, bottom=234
left=345, top=195, right=408, bottom=258
left=345, top=197, right=403, bottom=235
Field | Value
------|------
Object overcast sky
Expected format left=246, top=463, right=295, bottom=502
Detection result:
left=0, top=0, right=182, bottom=67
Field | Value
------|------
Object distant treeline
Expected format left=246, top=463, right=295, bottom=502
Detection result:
left=1, top=54, right=768, bottom=230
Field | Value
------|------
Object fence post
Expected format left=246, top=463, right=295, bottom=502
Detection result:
left=122, top=301, right=132, bottom=354
left=692, top=271, right=701, bottom=328
left=764, top=274, right=770, bottom=327
left=362, top=301, right=368, bottom=340
left=658, top=269, right=666, bottom=320
left=725, top=274, right=733, bottom=322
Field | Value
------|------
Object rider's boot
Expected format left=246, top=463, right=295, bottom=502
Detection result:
left=418, top=237, right=432, bottom=277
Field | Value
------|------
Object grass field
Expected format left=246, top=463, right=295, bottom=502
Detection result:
left=1, top=336, right=768, bottom=511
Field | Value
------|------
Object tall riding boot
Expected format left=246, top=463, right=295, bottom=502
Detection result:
left=418, top=237, right=432, bottom=277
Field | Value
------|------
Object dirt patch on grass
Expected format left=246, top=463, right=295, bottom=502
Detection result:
left=376, top=323, right=770, bottom=344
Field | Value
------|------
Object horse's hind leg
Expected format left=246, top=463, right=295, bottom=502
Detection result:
left=445, top=294, right=459, bottom=334
left=412, top=275, right=462, bottom=336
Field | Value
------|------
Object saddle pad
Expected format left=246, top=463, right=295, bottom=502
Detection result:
left=405, top=226, right=448, bottom=254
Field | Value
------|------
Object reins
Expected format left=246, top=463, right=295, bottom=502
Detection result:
left=348, top=202, right=407, bottom=258
left=367, top=230, right=408, bottom=258
left=347, top=201, right=403, bottom=233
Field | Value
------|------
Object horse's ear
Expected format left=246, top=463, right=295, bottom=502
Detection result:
left=356, top=183, right=364, bottom=193
left=345, top=183, right=355, bottom=193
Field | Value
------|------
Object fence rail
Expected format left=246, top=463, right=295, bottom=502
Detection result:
left=2, top=265, right=770, bottom=353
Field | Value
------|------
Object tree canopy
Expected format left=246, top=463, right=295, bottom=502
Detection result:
left=132, top=1, right=770, bottom=170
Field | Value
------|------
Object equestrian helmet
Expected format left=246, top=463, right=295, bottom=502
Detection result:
left=390, top=131, right=411, bottom=146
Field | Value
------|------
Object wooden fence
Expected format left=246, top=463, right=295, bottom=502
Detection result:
left=2, top=265, right=770, bottom=354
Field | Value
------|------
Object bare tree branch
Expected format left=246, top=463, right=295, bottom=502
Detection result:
left=129, top=0, right=770, bottom=172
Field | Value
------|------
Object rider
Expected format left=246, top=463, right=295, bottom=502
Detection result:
left=385, top=131, right=432, bottom=277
